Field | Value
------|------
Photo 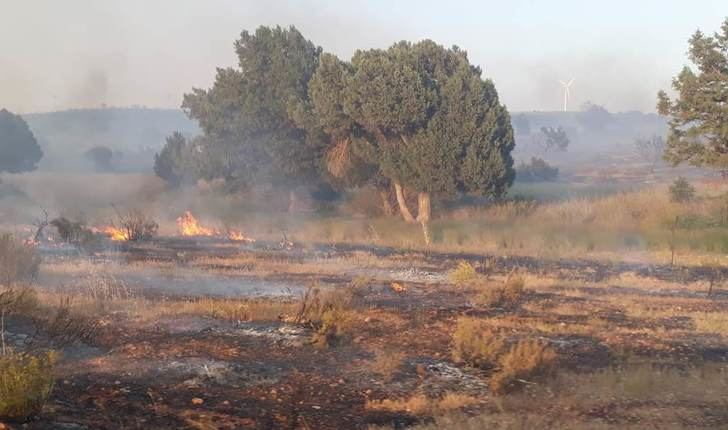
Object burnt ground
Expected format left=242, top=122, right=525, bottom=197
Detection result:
left=4, top=237, right=728, bottom=429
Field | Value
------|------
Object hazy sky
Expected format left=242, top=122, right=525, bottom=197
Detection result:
left=1, top=0, right=725, bottom=114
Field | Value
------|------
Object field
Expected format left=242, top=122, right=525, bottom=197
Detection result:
left=1, top=170, right=728, bottom=429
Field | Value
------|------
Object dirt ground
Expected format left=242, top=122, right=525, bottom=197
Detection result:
left=4, top=238, right=728, bottom=429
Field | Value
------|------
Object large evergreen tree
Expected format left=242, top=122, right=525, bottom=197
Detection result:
left=182, top=26, right=326, bottom=193
left=0, top=109, right=43, bottom=173
left=307, top=41, right=515, bottom=223
left=658, top=18, right=728, bottom=170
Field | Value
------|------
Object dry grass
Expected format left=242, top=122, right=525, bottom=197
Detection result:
left=369, top=349, right=406, bottom=381
left=0, top=234, right=40, bottom=287
left=451, top=317, right=506, bottom=368
left=472, top=273, right=525, bottom=307
left=366, top=392, right=481, bottom=415
left=0, top=350, right=58, bottom=421
left=692, top=312, right=728, bottom=335
left=489, top=339, right=557, bottom=394
left=449, top=261, right=479, bottom=287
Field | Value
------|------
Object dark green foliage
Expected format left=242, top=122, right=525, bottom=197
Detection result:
left=669, top=177, right=696, bottom=202
left=84, top=146, right=114, bottom=171
left=182, top=26, right=325, bottom=189
left=658, top=18, right=728, bottom=170
left=0, top=109, right=43, bottom=174
left=538, top=126, right=569, bottom=152
left=516, top=157, right=559, bottom=182
left=154, top=132, right=188, bottom=187
left=309, top=40, right=515, bottom=202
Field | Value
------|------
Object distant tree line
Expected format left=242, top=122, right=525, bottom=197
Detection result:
left=155, top=26, right=515, bottom=224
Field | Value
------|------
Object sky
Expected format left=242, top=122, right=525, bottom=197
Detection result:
left=0, top=0, right=725, bottom=114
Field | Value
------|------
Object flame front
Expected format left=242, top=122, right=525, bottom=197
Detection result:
left=103, top=226, right=129, bottom=241
left=176, top=211, right=217, bottom=236
left=228, top=229, right=255, bottom=243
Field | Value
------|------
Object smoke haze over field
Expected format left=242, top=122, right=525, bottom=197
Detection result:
left=0, top=0, right=725, bottom=113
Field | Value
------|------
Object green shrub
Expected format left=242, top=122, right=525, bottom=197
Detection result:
left=0, top=351, right=57, bottom=421
left=669, top=177, right=695, bottom=202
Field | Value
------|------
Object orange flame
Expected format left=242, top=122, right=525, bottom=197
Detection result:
left=176, top=211, right=217, bottom=237
left=103, top=226, right=129, bottom=241
left=228, top=229, right=255, bottom=243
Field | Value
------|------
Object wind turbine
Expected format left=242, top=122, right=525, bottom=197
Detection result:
left=559, top=78, right=574, bottom=111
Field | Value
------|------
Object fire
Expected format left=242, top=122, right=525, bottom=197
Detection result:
left=228, top=229, right=255, bottom=243
left=103, top=226, right=129, bottom=241
left=176, top=211, right=217, bottom=237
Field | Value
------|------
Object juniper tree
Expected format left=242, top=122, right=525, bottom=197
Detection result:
left=308, top=41, right=515, bottom=224
left=0, top=109, right=43, bottom=174
left=182, top=26, right=326, bottom=201
left=658, top=18, right=728, bottom=171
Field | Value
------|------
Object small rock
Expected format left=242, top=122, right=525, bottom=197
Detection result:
left=191, top=397, right=204, bottom=405
left=312, top=405, right=321, bottom=410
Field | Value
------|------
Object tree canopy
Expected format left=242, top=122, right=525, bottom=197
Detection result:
left=175, top=26, right=516, bottom=224
left=658, top=18, right=728, bottom=170
left=182, top=26, right=326, bottom=188
left=0, top=109, right=43, bottom=174
left=307, top=40, right=515, bottom=222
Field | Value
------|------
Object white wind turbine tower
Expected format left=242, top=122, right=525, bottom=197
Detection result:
left=559, top=78, right=574, bottom=111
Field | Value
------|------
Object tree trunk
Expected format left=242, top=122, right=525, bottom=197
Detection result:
left=416, top=192, right=431, bottom=224
left=393, top=182, right=416, bottom=223
left=379, top=190, right=394, bottom=216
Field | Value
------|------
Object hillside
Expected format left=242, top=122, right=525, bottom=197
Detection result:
left=22, top=108, right=199, bottom=172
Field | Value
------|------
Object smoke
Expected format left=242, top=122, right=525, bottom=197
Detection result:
left=67, top=69, right=110, bottom=108
left=0, top=0, right=705, bottom=114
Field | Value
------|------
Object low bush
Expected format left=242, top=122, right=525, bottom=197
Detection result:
left=669, top=177, right=695, bottom=202
left=113, top=207, right=158, bottom=241
left=370, top=349, right=406, bottom=381
left=490, top=339, right=557, bottom=394
left=296, top=286, right=356, bottom=347
left=0, top=234, right=40, bottom=287
left=473, top=273, right=525, bottom=307
left=451, top=317, right=505, bottom=368
left=452, top=317, right=557, bottom=395
left=449, top=261, right=479, bottom=287
left=516, top=157, right=559, bottom=182
left=0, top=351, right=57, bottom=421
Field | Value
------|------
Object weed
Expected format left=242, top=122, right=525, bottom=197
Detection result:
left=370, top=349, right=405, bottom=381
left=473, top=273, right=525, bottom=307
left=451, top=317, right=505, bottom=368
left=296, top=286, right=356, bottom=347
left=489, top=339, right=557, bottom=394
left=449, top=261, right=479, bottom=287
left=0, top=351, right=57, bottom=421
left=365, top=392, right=481, bottom=415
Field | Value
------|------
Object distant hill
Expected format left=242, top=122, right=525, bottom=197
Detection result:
left=22, top=108, right=199, bottom=172
left=510, top=110, right=668, bottom=166
left=19, top=107, right=666, bottom=173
